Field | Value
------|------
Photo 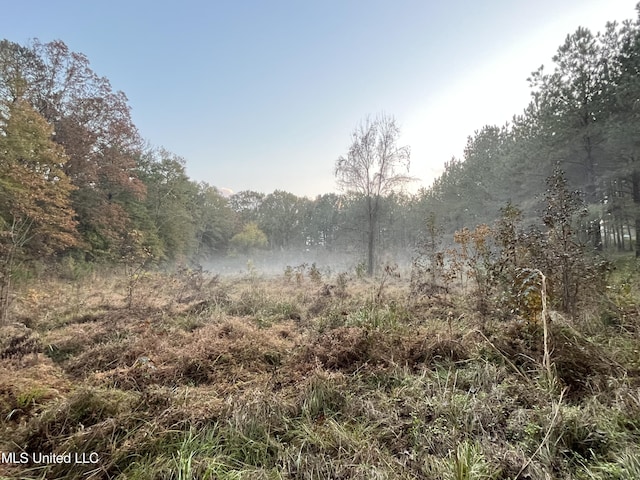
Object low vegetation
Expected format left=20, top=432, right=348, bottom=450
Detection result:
left=2, top=7, right=640, bottom=480
left=0, top=253, right=638, bottom=479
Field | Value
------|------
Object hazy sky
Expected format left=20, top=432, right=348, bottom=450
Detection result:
left=3, top=1, right=638, bottom=197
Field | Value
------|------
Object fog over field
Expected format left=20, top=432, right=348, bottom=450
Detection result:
left=202, top=248, right=416, bottom=278
left=3, top=3, right=640, bottom=479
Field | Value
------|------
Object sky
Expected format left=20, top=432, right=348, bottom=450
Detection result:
left=3, top=0, right=639, bottom=198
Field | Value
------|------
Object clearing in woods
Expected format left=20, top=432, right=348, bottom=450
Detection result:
left=1, top=264, right=639, bottom=479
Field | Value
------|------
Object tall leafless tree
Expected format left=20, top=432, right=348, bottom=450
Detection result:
left=335, top=114, right=412, bottom=275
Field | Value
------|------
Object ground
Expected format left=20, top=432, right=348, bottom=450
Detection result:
left=0, top=264, right=639, bottom=479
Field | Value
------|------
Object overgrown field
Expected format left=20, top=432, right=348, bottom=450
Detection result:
left=1, top=264, right=639, bottom=479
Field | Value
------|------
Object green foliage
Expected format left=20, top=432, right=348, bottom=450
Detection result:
left=193, top=183, right=236, bottom=258
left=303, top=193, right=342, bottom=249
left=446, top=441, right=494, bottom=480
left=15, top=386, right=49, bottom=409
left=229, top=190, right=264, bottom=224
left=257, top=190, right=305, bottom=250
left=345, top=301, right=409, bottom=331
left=301, top=372, right=346, bottom=420
left=57, top=252, right=95, bottom=281
left=412, top=16, right=640, bottom=255
left=535, top=167, right=609, bottom=313
left=229, top=222, right=268, bottom=254
left=135, top=148, right=198, bottom=261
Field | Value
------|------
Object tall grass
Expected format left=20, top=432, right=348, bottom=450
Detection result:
left=1, top=264, right=639, bottom=479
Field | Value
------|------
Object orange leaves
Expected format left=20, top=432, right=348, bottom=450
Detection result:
left=453, top=224, right=493, bottom=257
left=2, top=39, right=146, bottom=257
left=513, top=268, right=545, bottom=324
left=0, top=99, right=78, bottom=255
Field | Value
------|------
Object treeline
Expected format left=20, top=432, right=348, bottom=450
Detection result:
left=2, top=7, right=640, bottom=280
left=0, top=39, right=425, bottom=273
left=423, top=11, right=640, bottom=253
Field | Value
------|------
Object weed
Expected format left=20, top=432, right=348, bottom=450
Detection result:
left=446, top=441, right=494, bottom=480
left=120, top=230, right=154, bottom=309
left=3, top=268, right=640, bottom=479
left=300, top=371, right=347, bottom=420
left=309, top=262, right=322, bottom=284
left=335, top=272, right=350, bottom=298
left=283, top=265, right=293, bottom=283
left=15, top=386, right=49, bottom=409
left=0, top=324, right=41, bottom=359
left=375, top=264, right=401, bottom=304
left=294, top=263, right=308, bottom=285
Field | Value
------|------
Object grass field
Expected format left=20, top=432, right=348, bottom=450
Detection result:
left=1, top=264, right=639, bottom=479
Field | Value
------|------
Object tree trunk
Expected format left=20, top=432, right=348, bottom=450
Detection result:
left=367, top=216, right=376, bottom=277
left=583, top=132, right=597, bottom=203
left=0, top=264, right=11, bottom=324
left=366, top=195, right=378, bottom=276
left=632, top=170, right=640, bottom=257
left=615, top=222, right=623, bottom=251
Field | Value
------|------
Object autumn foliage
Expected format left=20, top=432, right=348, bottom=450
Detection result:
left=0, top=98, right=77, bottom=254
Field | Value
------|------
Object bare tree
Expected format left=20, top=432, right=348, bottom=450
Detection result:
left=335, top=114, right=412, bottom=275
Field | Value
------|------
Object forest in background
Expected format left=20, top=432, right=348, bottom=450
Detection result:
left=2, top=8, right=640, bottom=287
left=3, top=8, right=640, bottom=480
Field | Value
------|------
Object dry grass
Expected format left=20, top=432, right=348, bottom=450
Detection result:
left=0, top=265, right=639, bottom=479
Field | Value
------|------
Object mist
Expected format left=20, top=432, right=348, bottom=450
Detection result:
left=201, top=247, right=415, bottom=279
